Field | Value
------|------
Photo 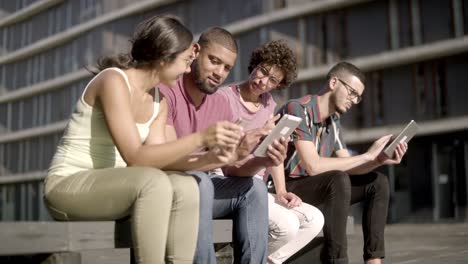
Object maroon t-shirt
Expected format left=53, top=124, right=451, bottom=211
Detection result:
left=159, top=78, right=235, bottom=138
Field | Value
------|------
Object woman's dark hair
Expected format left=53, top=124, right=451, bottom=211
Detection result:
left=247, top=40, right=298, bottom=90
left=93, top=15, right=193, bottom=73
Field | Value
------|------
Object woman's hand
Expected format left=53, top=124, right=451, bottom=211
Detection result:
left=275, top=191, right=302, bottom=208
left=201, top=121, right=243, bottom=149
left=256, top=137, right=288, bottom=167
left=207, top=144, right=238, bottom=165
left=261, top=114, right=280, bottom=134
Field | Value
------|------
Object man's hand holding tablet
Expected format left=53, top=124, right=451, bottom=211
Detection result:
left=383, top=120, right=418, bottom=158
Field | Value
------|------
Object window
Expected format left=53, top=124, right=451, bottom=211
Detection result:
left=464, top=0, right=468, bottom=35
left=0, top=103, right=8, bottom=133
left=433, top=61, right=448, bottom=117
left=236, top=30, right=261, bottom=82
left=372, top=72, right=385, bottom=126
left=381, top=65, right=414, bottom=125
left=420, top=0, right=454, bottom=43
left=305, top=14, right=326, bottom=67
left=0, top=144, right=5, bottom=175
left=345, top=1, right=390, bottom=58
left=445, top=53, right=468, bottom=116
left=413, top=63, right=427, bottom=119
left=10, top=101, right=20, bottom=131
left=324, top=10, right=347, bottom=63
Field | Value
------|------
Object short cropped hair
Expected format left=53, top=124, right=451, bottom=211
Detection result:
left=326, top=61, right=366, bottom=84
left=248, top=40, right=298, bottom=90
left=197, top=27, right=238, bottom=53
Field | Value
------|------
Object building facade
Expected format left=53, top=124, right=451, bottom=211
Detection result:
left=0, top=0, right=467, bottom=223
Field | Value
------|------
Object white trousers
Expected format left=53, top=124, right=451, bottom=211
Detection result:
left=268, top=193, right=324, bottom=264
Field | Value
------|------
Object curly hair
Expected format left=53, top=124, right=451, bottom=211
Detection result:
left=248, top=40, right=298, bottom=90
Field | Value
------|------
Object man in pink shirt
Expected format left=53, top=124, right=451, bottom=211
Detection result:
left=160, top=27, right=287, bottom=264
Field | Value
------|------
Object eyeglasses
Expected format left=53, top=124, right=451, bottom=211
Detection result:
left=336, top=78, right=362, bottom=104
left=255, top=65, right=281, bottom=87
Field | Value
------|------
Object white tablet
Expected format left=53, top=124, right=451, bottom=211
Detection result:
left=253, top=114, right=303, bottom=157
left=383, top=120, right=419, bottom=158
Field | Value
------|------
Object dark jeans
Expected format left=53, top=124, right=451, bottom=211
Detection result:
left=285, top=170, right=389, bottom=264
left=189, top=171, right=268, bottom=264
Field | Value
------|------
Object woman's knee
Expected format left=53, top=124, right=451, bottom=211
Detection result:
left=298, top=204, right=324, bottom=230
left=269, top=212, right=300, bottom=242
left=130, top=167, right=173, bottom=199
left=166, top=172, right=200, bottom=208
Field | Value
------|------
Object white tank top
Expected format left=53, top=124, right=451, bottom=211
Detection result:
left=48, top=67, right=159, bottom=177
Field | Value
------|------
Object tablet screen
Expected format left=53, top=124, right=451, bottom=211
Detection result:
left=253, top=114, right=302, bottom=157
left=383, top=120, right=419, bottom=158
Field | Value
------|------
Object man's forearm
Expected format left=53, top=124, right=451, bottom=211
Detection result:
left=223, top=157, right=265, bottom=177
left=304, top=153, right=372, bottom=176
left=270, top=164, right=287, bottom=194
left=163, top=152, right=224, bottom=172
left=346, top=159, right=381, bottom=175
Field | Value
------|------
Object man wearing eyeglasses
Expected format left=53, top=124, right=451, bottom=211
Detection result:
left=276, top=61, right=408, bottom=264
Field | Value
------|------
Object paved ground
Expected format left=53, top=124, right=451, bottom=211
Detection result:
left=5, top=222, right=464, bottom=263
left=217, top=222, right=468, bottom=264
left=348, top=222, right=468, bottom=264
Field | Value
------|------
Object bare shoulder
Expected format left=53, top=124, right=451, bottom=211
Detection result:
left=85, top=69, right=130, bottom=106
left=96, top=69, right=128, bottom=90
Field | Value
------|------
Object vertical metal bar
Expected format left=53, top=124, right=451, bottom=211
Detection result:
left=451, top=143, right=459, bottom=220
left=464, top=141, right=468, bottom=220
left=0, top=144, right=4, bottom=175
left=432, top=143, right=440, bottom=222
left=410, top=0, right=422, bottom=45
left=7, top=102, right=12, bottom=131
left=298, top=17, right=307, bottom=69
left=452, top=0, right=464, bottom=37
left=23, top=183, right=28, bottom=220
left=388, top=0, right=400, bottom=50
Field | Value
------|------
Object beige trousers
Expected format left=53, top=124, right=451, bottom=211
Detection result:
left=44, top=167, right=199, bottom=264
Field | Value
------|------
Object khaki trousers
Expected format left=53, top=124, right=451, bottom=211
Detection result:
left=44, top=167, right=199, bottom=264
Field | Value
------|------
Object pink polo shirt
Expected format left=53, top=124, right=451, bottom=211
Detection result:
left=159, top=77, right=235, bottom=138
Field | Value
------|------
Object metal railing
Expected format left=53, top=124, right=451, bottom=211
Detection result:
left=0, top=0, right=64, bottom=28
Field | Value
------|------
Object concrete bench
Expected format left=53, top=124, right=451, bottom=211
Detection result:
left=0, top=219, right=232, bottom=263
left=0, top=216, right=354, bottom=264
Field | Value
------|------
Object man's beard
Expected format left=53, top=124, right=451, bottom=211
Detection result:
left=192, top=61, right=219, bottom=95
left=331, top=92, right=346, bottom=115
